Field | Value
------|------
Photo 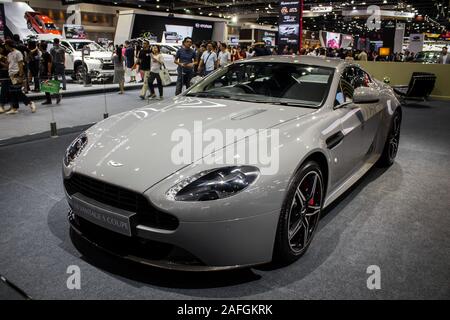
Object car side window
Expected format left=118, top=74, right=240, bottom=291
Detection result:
left=355, top=68, right=372, bottom=88
left=342, top=66, right=372, bottom=89
left=335, top=77, right=354, bottom=107
left=36, top=17, right=44, bottom=29
left=342, top=67, right=355, bottom=85
left=61, top=41, right=70, bottom=50
left=61, top=45, right=71, bottom=54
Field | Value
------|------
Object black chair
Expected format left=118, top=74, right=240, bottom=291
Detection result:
left=393, top=72, right=436, bottom=103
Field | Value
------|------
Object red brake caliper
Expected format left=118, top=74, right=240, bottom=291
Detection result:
left=308, top=198, right=314, bottom=206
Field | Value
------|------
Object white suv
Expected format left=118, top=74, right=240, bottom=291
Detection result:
left=59, top=39, right=114, bottom=82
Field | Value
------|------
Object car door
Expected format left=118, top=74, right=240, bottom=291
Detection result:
left=329, top=70, right=370, bottom=185
left=352, top=67, right=384, bottom=156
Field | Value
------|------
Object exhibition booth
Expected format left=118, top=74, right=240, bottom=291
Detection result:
left=114, top=10, right=228, bottom=47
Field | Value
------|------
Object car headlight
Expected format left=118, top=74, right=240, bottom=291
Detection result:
left=64, top=132, right=88, bottom=166
left=166, top=166, right=259, bottom=201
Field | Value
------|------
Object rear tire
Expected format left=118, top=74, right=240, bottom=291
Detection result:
left=377, top=109, right=402, bottom=167
left=273, top=161, right=324, bottom=265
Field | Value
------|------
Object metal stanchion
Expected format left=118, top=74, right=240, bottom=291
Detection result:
left=50, top=104, right=58, bottom=137
left=82, top=46, right=92, bottom=87
left=102, top=78, right=108, bottom=119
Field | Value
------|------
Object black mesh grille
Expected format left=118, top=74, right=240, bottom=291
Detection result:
left=102, top=63, right=114, bottom=70
left=64, top=174, right=179, bottom=230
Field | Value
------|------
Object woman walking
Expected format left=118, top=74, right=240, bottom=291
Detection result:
left=113, top=45, right=125, bottom=94
left=148, top=45, right=164, bottom=99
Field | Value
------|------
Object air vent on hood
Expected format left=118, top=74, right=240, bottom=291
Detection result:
left=231, top=109, right=267, bottom=120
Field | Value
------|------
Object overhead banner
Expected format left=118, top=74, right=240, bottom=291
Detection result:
left=394, top=23, right=405, bottom=54
left=278, top=1, right=301, bottom=52
left=310, top=6, right=332, bottom=13
left=63, top=24, right=87, bottom=39
left=342, top=9, right=415, bottom=19
left=409, top=34, right=424, bottom=53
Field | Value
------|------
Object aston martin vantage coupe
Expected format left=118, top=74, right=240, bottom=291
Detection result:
left=63, top=56, right=402, bottom=271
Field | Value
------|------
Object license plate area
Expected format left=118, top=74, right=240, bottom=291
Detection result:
left=71, top=193, right=136, bottom=237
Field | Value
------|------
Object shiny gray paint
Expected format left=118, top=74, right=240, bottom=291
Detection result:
left=63, top=56, right=401, bottom=269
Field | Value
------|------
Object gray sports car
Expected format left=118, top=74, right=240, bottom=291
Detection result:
left=63, top=56, right=402, bottom=271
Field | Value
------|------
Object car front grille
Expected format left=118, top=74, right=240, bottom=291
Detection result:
left=101, top=63, right=114, bottom=70
left=64, top=174, right=179, bottom=230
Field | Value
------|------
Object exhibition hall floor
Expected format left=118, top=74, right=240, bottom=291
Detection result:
left=0, top=100, right=449, bottom=299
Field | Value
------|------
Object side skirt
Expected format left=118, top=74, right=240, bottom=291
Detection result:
left=323, top=153, right=379, bottom=208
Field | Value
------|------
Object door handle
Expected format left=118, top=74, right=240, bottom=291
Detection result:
left=326, top=131, right=344, bottom=149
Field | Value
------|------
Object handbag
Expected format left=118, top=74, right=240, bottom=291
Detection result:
left=41, top=80, right=61, bottom=94
left=10, top=73, right=24, bottom=85
left=159, top=65, right=172, bottom=86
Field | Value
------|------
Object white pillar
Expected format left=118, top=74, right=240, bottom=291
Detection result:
left=114, top=11, right=135, bottom=45
left=212, top=21, right=227, bottom=42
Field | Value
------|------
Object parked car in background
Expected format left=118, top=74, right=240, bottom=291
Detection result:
left=414, top=51, right=440, bottom=64
left=25, top=11, right=61, bottom=35
left=46, top=39, right=114, bottom=82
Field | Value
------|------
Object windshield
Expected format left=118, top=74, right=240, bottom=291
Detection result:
left=70, top=41, right=105, bottom=52
left=185, top=62, right=334, bottom=108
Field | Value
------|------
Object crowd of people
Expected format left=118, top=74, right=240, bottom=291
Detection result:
left=112, top=39, right=167, bottom=98
left=286, top=44, right=449, bottom=63
left=1, top=34, right=448, bottom=115
left=122, top=38, right=449, bottom=99
left=0, top=35, right=71, bottom=115
left=111, top=37, right=279, bottom=98
left=296, top=46, right=418, bottom=62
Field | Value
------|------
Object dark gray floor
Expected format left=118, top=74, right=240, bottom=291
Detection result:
left=0, top=100, right=449, bottom=299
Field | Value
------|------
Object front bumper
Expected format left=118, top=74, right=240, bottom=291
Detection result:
left=90, top=69, right=114, bottom=80
left=66, top=191, right=279, bottom=271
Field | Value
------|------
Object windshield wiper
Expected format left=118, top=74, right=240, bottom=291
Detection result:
left=270, top=101, right=317, bottom=108
left=186, top=92, right=231, bottom=99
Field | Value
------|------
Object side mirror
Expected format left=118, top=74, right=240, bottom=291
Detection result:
left=353, top=87, right=380, bottom=104
left=190, top=76, right=203, bottom=87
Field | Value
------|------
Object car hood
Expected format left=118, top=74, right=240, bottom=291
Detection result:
left=71, top=97, right=314, bottom=192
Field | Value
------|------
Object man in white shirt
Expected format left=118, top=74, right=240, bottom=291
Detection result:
left=438, top=46, right=449, bottom=64
left=198, top=42, right=217, bottom=76
left=7, top=45, right=22, bottom=78
left=4, top=39, right=36, bottom=114
left=217, top=43, right=231, bottom=68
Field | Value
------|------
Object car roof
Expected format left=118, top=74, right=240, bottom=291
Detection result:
left=241, top=55, right=345, bottom=68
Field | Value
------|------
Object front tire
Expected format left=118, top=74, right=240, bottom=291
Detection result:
left=74, top=64, right=87, bottom=83
left=377, top=109, right=402, bottom=167
left=273, top=161, right=324, bottom=265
